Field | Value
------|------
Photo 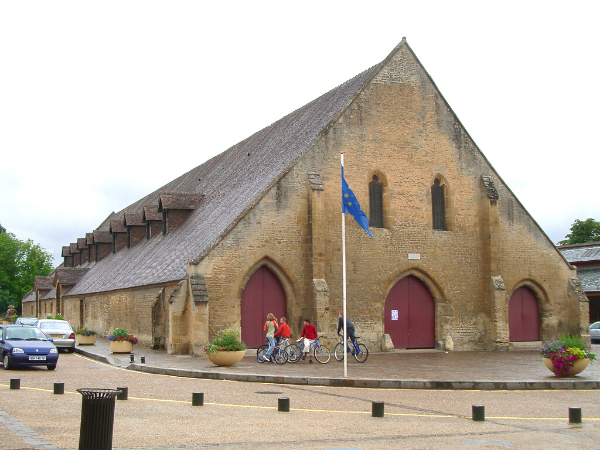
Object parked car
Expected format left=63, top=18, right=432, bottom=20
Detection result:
left=590, top=322, right=600, bottom=344
left=0, top=324, right=59, bottom=370
left=35, top=319, right=76, bottom=352
left=15, top=317, right=38, bottom=326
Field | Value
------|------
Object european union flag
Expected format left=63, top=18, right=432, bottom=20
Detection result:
left=341, top=165, right=373, bottom=238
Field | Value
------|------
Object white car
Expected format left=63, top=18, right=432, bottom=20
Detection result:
left=590, top=322, right=600, bottom=344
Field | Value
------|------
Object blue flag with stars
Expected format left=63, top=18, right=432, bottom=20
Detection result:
left=341, top=165, right=373, bottom=238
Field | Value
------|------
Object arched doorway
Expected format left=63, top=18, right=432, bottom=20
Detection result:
left=384, top=275, right=435, bottom=349
left=509, top=286, right=540, bottom=342
left=241, top=265, right=287, bottom=348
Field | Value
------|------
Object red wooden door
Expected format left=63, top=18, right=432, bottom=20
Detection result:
left=509, top=286, right=540, bottom=342
left=385, top=276, right=435, bottom=349
left=241, top=266, right=287, bottom=348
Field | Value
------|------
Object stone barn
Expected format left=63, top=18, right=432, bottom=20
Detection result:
left=36, top=39, right=587, bottom=354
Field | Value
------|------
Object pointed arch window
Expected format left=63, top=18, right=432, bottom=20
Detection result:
left=432, top=178, right=446, bottom=230
left=369, top=175, right=384, bottom=228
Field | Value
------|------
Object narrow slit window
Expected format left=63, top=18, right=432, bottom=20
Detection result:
left=369, top=175, right=384, bottom=228
left=432, top=178, right=446, bottom=230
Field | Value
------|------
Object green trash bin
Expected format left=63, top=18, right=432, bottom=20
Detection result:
left=77, top=388, right=122, bottom=450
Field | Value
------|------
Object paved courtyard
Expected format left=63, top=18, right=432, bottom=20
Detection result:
left=1, top=345, right=600, bottom=449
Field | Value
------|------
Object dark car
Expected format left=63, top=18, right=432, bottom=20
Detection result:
left=0, top=324, right=59, bottom=370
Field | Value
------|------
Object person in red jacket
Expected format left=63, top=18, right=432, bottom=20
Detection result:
left=298, top=318, right=317, bottom=364
left=274, top=317, right=291, bottom=344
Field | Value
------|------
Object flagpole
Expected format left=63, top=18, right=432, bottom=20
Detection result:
left=341, top=153, right=348, bottom=378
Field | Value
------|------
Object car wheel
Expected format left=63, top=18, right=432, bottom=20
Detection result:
left=3, top=353, right=11, bottom=370
left=47, top=364, right=56, bottom=370
left=66, top=347, right=74, bottom=353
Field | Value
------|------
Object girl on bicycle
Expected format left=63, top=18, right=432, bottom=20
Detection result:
left=262, top=313, right=278, bottom=362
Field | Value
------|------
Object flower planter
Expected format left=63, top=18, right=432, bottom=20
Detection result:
left=543, top=357, right=590, bottom=377
left=76, top=334, right=97, bottom=345
left=110, top=340, right=134, bottom=353
left=2, top=320, right=10, bottom=325
left=206, top=350, right=246, bottom=367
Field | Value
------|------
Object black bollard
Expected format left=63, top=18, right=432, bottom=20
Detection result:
left=569, top=407, right=582, bottom=424
left=372, top=401, right=384, bottom=417
left=141, top=356, right=145, bottom=364
left=10, top=378, right=20, bottom=390
left=116, top=387, right=128, bottom=401
left=54, top=382, right=65, bottom=395
left=192, top=392, right=204, bottom=406
left=278, top=397, right=290, bottom=412
left=130, top=354, right=135, bottom=363
left=472, top=405, right=485, bottom=421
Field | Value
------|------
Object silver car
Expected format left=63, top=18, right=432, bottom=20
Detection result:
left=590, top=322, right=600, bottom=344
left=14, top=317, right=38, bottom=326
left=35, top=319, right=76, bottom=352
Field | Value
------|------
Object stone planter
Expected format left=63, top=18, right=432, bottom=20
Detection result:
left=206, top=350, right=246, bottom=367
left=543, top=357, right=591, bottom=377
left=1, top=320, right=10, bottom=325
left=110, top=340, right=134, bottom=354
left=76, top=334, right=97, bottom=345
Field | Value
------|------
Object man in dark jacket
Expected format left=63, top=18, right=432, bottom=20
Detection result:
left=337, top=311, right=356, bottom=344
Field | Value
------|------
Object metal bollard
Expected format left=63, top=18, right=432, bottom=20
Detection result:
left=130, top=354, right=135, bottom=363
left=569, top=407, right=582, bottom=424
left=192, top=392, right=204, bottom=406
left=372, top=401, right=384, bottom=417
left=116, top=387, right=128, bottom=401
left=10, top=378, right=20, bottom=390
left=141, top=356, right=145, bottom=364
left=472, top=405, right=485, bottom=421
left=54, top=382, right=64, bottom=395
left=77, top=388, right=121, bottom=450
left=278, top=397, right=290, bottom=412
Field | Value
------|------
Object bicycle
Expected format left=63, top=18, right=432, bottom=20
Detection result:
left=256, top=338, right=288, bottom=364
left=285, top=336, right=330, bottom=364
left=334, top=335, right=368, bottom=363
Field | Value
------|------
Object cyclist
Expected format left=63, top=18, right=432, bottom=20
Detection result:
left=298, top=318, right=318, bottom=364
left=337, top=311, right=356, bottom=344
left=274, top=316, right=291, bottom=344
left=262, top=313, right=278, bottom=363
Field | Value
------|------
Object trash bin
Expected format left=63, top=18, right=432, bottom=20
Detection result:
left=77, top=388, right=122, bottom=450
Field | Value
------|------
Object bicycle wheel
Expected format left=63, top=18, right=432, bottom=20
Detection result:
left=334, top=343, right=345, bottom=361
left=313, top=344, right=330, bottom=364
left=274, top=349, right=287, bottom=364
left=257, top=345, right=268, bottom=363
left=286, top=344, right=302, bottom=363
left=353, top=343, right=369, bottom=363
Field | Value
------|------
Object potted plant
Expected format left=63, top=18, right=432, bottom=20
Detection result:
left=3, top=305, right=17, bottom=323
left=202, top=328, right=247, bottom=366
left=540, top=335, right=596, bottom=377
left=108, top=328, right=138, bottom=353
left=75, top=327, right=97, bottom=345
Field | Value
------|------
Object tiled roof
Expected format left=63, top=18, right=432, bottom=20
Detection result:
left=158, top=193, right=204, bottom=211
left=578, top=268, right=600, bottom=293
left=559, top=243, right=600, bottom=264
left=143, top=206, right=162, bottom=222
left=66, top=47, right=387, bottom=296
left=21, top=290, right=35, bottom=303
left=77, top=238, right=87, bottom=250
left=86, top=233, right=94, bottom=245
left=110, top=220, right=127, bottom=233
left=69, top=243, right=79, bottom=254
left=93, top=230, right=113, bottom=244
left=35, top=276, right=54, bottom=291
left=62, top=246, right=71, bottom=257
left=54, top=268, right=90, bottom=286
left=125, top=213, right=145, bottom=227
left=41, top=287, right=55, bottom=300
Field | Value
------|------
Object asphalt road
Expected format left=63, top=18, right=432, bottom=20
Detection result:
left=1, top=352, right=600, bottom=449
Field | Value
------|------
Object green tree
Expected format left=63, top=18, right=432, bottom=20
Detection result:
left=0, top=231, right=54, bottom=314
left=558, top=218, right=600, bottom=246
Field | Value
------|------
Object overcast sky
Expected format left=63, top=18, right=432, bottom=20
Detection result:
left=1, top=1, right=599, bottom=268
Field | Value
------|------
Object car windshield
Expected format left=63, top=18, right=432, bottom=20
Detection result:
left=16, top=318, right=38, bottom=325
left=5, top=327, right=48, bottom=341
left=39, top=321, right=72, bottom=330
